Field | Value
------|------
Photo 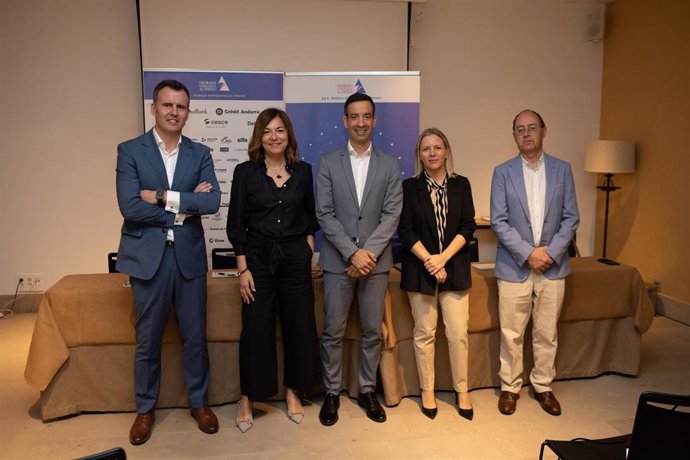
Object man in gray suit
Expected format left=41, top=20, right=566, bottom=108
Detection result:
left=316, top=93, right=403, bottom=425
left=490, top=109, right=579, bottom=417
left=116, top=80, right=221, bottom=444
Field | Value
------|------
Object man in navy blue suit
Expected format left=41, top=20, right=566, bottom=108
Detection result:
left=116, top=80, right=221, bottom=445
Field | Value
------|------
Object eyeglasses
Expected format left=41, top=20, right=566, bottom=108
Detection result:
left=514, top=124, right=540, bottom=135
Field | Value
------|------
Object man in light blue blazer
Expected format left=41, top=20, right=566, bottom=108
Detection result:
left=490, top=110, right=579, bottom=417
left=316, top=93, right=403, bottom=426
left=116, top=80, right=221, bottom=444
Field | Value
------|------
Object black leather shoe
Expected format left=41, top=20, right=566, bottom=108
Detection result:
left=319, top=393, right=340, bottom=426
left=357, top=391, right=386, bottom=423
left=421, top=406, right=438, bottom=419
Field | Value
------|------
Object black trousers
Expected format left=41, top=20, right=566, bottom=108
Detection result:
left=240, top=237, right=321, bottom=401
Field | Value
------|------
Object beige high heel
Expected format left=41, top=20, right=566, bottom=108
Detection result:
left=236, top=397, right=253, bottom=433
left=286, top=388, right=305, bottom=424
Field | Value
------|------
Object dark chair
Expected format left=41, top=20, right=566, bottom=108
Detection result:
left=211, top=247, right=237, bottom=269
left=76, top=447, right=126, bottom=460
left=567, top=233, right=580, bottom=257
left=468, top=236, right=479, bottom=262
left=107, top=252, right=118, bottom=273
left=539, top=391, right=690, bottom=460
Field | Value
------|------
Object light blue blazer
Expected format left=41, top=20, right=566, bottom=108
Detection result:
left=490, top=152, right=579, bottom=282
left=115, top=130, right=221, bottom=280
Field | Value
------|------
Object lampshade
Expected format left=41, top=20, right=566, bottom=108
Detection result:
left=584, top=140, right=635, bottom=174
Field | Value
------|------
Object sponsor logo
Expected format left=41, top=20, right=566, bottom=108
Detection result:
left=221, top=137, right=232, bottom=144
left=190, top=108, right=208, bottom=114
left=355, top=79, right=366, bottom=93
left=204, top=119, right=229, bottom=126
left=247, top=121, right=255, bottom=126
left=209, top=227, right=225, bottom=231
left=218, top=76, right=229, bottom=91
left=209, top=237, right=227, bottom=243
left=215, top=108, right=223, bottom=116
left=219, top=147, right=229, bottom=152
left=220, top=202, right=229, bottom=207
left=213, top=158, right=223, bottom=164
left=215, top=168, right=228, bottom=173
left=237, top=137, right=248, bottom=143
left=198, top=80, right=217, bottom=91
left=218, top=179, right=227, bottom=184
left=228, top=158, right=240, bottom=162
left=201, top=137, right=218, bottom=143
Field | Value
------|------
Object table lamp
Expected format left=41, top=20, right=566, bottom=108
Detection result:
left=584, top=140, right=635, bottom=265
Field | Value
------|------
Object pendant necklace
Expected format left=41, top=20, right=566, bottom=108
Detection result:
left=266, top=160, right=286, bottom=179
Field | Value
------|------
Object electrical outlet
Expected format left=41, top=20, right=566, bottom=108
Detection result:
left=15, top=273, right=44, bottom=292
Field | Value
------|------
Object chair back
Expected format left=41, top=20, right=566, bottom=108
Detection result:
left=211, top=247, right=237, bottom=269
left=108, top=252, right=118, bottom=273
left=468, top=237, right=479, bottom=262
left=628, top=391, right=690, bottom=460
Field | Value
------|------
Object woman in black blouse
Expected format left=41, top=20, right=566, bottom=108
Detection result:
left=226, top=108, right=320, bottom=432
left=398, top=128, right=476, bottom=420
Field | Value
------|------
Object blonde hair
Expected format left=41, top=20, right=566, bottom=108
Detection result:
left=413, top=127, right=456, bottom=178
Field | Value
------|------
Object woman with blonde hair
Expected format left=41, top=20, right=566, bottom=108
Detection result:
left=398, top=127, right=476, bottom=420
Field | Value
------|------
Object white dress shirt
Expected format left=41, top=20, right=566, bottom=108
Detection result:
left=347, top=140, right=371, bottom=207
left=521, top=152, right=546, bottom=246
left=152, top=128, right=186, bottom=241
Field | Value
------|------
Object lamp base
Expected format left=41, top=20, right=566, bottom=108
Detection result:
left=597, top=258, right=620, bottom=266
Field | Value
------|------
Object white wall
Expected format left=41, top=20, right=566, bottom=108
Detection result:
left=1, top=0, right=605, bottom=293
left=409, top=0, right=604, bottom=261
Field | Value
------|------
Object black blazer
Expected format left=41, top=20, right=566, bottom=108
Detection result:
left=398, top=174, right=476, bottom=294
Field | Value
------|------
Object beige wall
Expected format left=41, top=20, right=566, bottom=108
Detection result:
left=1, top=0, right=611, bottom=294
left=1, top=0, right=142, bottom=294
left=409, top=0, right=606, bottom=262
left=599, top=0, right=690, bottom=303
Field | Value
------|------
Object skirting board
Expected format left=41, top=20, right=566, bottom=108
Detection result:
left=656, top=293, right=690, bottom=326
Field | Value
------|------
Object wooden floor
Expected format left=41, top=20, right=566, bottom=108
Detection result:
left=1, top=313, right=689, bottom=459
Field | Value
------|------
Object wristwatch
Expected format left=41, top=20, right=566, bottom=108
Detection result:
left=155, top=189, right=166, bottom=207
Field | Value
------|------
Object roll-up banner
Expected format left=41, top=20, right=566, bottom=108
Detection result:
left=142, top=70, right=420, bottom=262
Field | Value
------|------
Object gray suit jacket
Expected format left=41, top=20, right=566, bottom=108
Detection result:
left=315, top=145, right=403, bottom=274
left=490, top=152, right=579, bottom=282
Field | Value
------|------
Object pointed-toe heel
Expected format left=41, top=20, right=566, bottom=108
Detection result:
left=458, top=407, right=474, bottom=421
left=287, top=410, right=304, bottom=424
left=236, top=399, right=254, bottom=433
left=421, top=406, right=438, bottom=419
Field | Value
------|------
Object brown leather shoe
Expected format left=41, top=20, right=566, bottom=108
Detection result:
left=191, top=406, right=219, bottom=434
left=129, top=411, right=155, bottom=445
left=498, top=391, right=519, bottom=415
left=535, top=391, right=562, bottom=416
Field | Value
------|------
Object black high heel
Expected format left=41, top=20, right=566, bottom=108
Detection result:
left=421, top=406, right=438, bottom=419
left=456, top=393, right=474, bottom=421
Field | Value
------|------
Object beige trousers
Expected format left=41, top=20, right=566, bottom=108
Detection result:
left=408, top=289, right=470, bottom=393
left=497, top=272, right=565, bottom=393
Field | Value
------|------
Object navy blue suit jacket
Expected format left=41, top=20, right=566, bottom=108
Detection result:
left=115, top=129, right=221, bottom=280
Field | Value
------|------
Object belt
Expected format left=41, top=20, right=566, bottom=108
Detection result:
left=165, top=240, right=175, bottom=246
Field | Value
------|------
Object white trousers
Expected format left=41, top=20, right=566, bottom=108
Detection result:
left=408, top=289, right=470, bottom=393
left=498, top=272, right=565, bottom=393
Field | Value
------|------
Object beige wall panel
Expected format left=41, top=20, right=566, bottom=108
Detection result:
left=600, top=0, right=690, bottom=303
